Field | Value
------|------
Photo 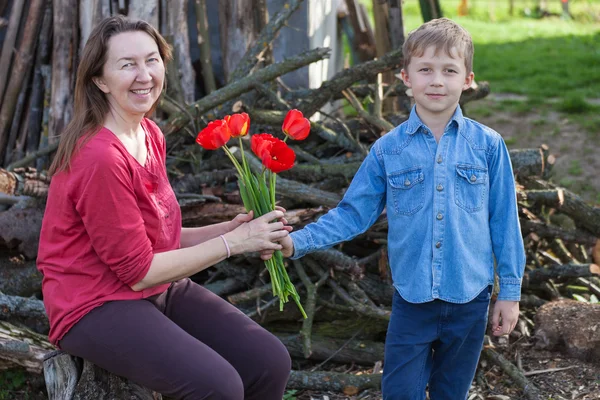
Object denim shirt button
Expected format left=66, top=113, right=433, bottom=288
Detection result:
left=436, top=184, right=444, bottom=191
left=404, top=179, right=411, bottom=186
left=437, top=156, right=443, bottom=164
left=435, top=241, right=442, bottom=248
left=470, top=175, right=477, bottom=182
left=436, top=213, right=443, bottom=220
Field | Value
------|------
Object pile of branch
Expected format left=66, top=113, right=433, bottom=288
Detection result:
left=1, top=0, right=599, bottom=398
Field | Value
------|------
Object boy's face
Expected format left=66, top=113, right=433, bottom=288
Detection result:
left=401, top=46, right=474, bottom=121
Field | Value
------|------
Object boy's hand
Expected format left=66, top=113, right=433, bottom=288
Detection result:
left=491, top=300, right=519, bottom=336
left=279, top=235, right=294, bottom=258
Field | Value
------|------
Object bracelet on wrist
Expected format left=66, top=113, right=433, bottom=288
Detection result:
left=219, top=235, right=231, bottom=258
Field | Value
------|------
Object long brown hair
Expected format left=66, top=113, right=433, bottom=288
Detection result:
left=48, top=15, right=172, bottom=176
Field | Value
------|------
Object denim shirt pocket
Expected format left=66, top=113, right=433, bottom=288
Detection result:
left=455, top=164, right=488, bottom=212
left=388, top=167, right=424, bottom=216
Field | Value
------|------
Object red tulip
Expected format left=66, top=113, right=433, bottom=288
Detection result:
left=251, top=133, right=279, bottom=159
left=196, top=120, right=231, bottom=150
left=261, top=140, right=296, bottom=173
left=282, top=109, right=310, bottom=140
left=224, top=113, right=250, bottom=137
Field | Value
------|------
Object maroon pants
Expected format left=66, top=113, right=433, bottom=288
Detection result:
left=59, top=279, right=291, bottom=400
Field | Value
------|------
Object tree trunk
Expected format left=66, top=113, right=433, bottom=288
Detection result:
left=218, top=0, right=263, bottom=83
left=0, top=0, right=26, bottom=104
left=166, top=0, right=195, bottom=104
left=44, top=350, right=162, bottom=400
left=79, top=0, right=111, bottom=52
left=50, top=0, right=79, bottom=142
left=0, top=0, right=45, bottom=166
left=128, top=0, right=159, bottom=28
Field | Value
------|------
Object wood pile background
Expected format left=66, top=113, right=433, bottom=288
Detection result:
left=0, top=0, right=599, bottom=398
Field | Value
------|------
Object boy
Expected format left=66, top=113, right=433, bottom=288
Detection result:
left=280, top=18, right=526, bottom=400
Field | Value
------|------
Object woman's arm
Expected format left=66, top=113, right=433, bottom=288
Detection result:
left=180, top=208, right=289, bottom=248
left=132, top=210, right=287, bottom=291
left=180, top=221, right=234, bottom=248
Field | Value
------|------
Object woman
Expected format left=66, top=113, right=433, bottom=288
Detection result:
left=37, top=16, right=291, bottom=400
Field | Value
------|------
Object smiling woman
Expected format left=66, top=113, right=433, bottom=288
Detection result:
left=37, top=15, right=292, bottom=400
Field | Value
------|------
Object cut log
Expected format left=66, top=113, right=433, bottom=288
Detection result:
left=534, top=300, right=600, bottom=363
left=521, top=188, right=600, bottom=237
left=0, top=204, right=44, bottom=259
left=0, top=257, right=43, bottom=297
left=0, top=292, right=49, bottom=334
left=277, top=333, right=384, bottom=365
left=520, top=219, right=597, bottom=246
left=44, top=350, right=162, bottom=400
left=523, top=263, right=600, bottom=287
left=286, top=369, right=381, bottom=392
left=0, top=320, right=54, bottom=373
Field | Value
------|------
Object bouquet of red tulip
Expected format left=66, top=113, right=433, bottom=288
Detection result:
left=196, top=109, right=311, bottom=318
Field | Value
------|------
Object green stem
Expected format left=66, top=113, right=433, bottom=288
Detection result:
left=222, top=146, right=244, bottom=177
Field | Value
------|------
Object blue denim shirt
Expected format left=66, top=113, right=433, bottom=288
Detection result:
left=290, top=106, right=526, bottom=303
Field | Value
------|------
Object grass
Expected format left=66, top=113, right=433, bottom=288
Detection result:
left=357, top=1, right=600, bottom=203
left=359, top=0, right=600, bottom=102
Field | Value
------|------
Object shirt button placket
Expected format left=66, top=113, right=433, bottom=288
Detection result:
left=432, top=137, right=447, bottom=298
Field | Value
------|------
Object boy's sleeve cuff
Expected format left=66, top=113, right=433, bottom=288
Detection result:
left=497, top=278, right=522, bottom=301
left=289, top=230, right=313, bottom=259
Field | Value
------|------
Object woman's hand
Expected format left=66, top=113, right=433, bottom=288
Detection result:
left=223, top=210, right=290, bottom=256
left=228, top=211, right=254, bottom=231
left=228, top=206, right=289, bottom=232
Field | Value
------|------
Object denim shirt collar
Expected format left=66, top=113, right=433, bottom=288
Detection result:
left=405, top=105, right=465, bottom=136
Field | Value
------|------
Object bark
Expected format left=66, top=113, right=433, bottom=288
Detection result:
left=521, top=189, right=600, bottom=237
left=0, top=293, right=49, bottom=335
left=194, top=0, right=216, bottom=94
left=277, top=333, right=384, bottom=365
left=343, top=0, right=377, bottom=62
left=50, top=0, right=78, bottom=143
left=0, top=258, right=43, bottom=297
left=0, top=321, right=53, bottom=373
left=218, top=0, right=262, bottom=82
left=0, top=0, right=25, bottom=104
left=249, top=108, right=366, bottom=154
left=228, top=0, right=304, bottom=83
left=297, top=47, right=403, bottom=118
left=0, top=0, right=45, bottom=166
left=79, top=0, right=111, bottom=52
left=167, top=0, right=195, bottom=103
left=520, top=219, right=597, bottom=246
left=4, top=61, right=34, bottom=165
left=162, top=48, right=331, bottom=135
left=0, top=203, right=44, bottom=259
left=523, top=263, right=600, bottom=287
left=128, top=0, right=159, bottom=28
left=25, top=2, right=53, bottom=162
left=44, top=350, right=162, bottom=400
left=286, top=369, right=381, bottom=392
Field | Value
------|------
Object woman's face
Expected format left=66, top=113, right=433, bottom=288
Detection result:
left=94, top=30, right=165, bottom=120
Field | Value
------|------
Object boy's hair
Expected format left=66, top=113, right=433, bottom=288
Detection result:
left=402, top=18, right=474, bottom=74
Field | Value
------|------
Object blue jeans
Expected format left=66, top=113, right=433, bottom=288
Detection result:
left=382, top=286, right=491, bottom=400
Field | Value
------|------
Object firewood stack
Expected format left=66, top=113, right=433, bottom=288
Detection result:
left=0, top=0, right=598, bottom=397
